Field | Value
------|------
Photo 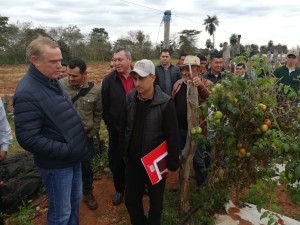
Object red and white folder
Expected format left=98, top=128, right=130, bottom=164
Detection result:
left=141, top=141, right=168, bottom=185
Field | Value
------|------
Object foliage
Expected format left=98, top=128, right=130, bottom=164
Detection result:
left=203, top=15, right=219, bottom=48
left=178, top=29, right=201, bottom=55
left=5, top=202, right=35, bottom=225
left=191, top=73, right=300, bottom=223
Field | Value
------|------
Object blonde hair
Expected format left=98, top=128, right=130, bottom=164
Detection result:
left=26, top=35, right=59, bottom=62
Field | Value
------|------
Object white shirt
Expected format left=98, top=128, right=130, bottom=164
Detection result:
left=0, top=97, right=12, bottom=151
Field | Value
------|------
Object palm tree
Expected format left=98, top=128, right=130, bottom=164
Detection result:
left=203, top=15, right=219, bottom=49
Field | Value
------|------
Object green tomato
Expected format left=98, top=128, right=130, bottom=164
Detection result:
left=191, top=128, right=196, bottom=135
left=214, top=111, right=223, bottom=119
left=196, top=127, right=202, bottom=134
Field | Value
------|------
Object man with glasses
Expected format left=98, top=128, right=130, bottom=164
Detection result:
left=274, top=50, right=300, bottom=96
left=102, top=48, right=134, bottom=205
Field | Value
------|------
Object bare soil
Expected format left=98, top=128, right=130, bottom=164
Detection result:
left=1, top=64, right=300, bottom=225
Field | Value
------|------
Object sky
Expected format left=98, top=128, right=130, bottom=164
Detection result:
left=1, top=0, right=300, bottom=50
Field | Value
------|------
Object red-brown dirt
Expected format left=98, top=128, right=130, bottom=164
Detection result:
left=1, top=64, right=300, bottom=225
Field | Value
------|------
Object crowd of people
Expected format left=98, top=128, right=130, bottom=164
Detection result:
left=1, top=35, right=299, bottom=225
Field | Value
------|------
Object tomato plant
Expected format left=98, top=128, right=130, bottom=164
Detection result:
left=192, top=71, right=300, bottom=222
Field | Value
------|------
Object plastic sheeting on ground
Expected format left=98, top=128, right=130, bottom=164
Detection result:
left=214, top=200, right=300, bottom=225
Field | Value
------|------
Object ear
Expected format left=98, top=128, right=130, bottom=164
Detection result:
left=31, top=55, right=39, bottom=65
left=151, top=74, right=156, bottom=82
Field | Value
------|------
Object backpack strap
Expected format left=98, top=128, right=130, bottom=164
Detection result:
left=72, top=82, right=94, bottom=103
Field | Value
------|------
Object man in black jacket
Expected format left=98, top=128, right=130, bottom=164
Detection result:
left=155, top=49, right=181, bottom=96
left=101, top=48, right=134, bottom=205
left=121, top=59, right=180, bottom=225
left=13, top=36, right=88, bottom=225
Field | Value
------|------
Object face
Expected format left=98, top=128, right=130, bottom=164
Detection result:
left=160, top=51, right=171, bottom=66
left=210, top=58, right=223, bottom=74
left=109, top=60, right=115, bottom=70
left=200, top=60, right=207, bottom=67
left=113, top=50, right=132, bottom=74
left=235, top=66, right=245, bottom=76
left=67, top=66, right=86, bottom=88
left=31, top=45, right=62, bottom=79
left=286, top=55, right=298, bottom=68
left=59, top=65, right=67, bottom=79
left=181, top=65, right=199, bottom=80
left=178, top=56, right=186, bottom=65
left=132, top=73, right=155, bottom=97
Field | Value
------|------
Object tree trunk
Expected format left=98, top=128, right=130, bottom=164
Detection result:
left=180, top=79, right=199, bottom=213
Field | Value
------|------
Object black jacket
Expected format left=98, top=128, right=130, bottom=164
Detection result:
left=13, top=64, right=88, bottom=169
left=155, top=64, right=182, bottom=95
left=121, top=85, right=180, bottom=172
left=102, top=70, right=128, bottom=132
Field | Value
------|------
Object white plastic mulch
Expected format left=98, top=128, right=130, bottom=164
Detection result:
left=214, top=200, right=300, bottom=225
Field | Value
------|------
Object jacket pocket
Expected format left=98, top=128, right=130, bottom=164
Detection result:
left=81, top=96, right=95, bottom=111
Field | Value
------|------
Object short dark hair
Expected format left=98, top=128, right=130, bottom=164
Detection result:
left=196, top=53, right=207, bottom=61
left=161, top=49, right=171, bottom=56
left=179, top=53, right=187, bottom=59
left=236, top=63, right=246, bottom=69
left=210, top=52, right=223, bottom=60
left=68, top=58, right=87, bottom=75
left=61, top=62, right=68, bottom=67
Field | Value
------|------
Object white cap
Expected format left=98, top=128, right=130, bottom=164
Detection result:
left=130, top=59, right=155, bottom=77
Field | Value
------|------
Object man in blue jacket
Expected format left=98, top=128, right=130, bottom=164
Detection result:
left=13, top=36, right=88, bottom=225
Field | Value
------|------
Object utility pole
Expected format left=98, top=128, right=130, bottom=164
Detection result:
left=163, top=10, right=171, bottom=49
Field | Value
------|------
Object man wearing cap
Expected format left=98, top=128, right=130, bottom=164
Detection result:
left=274, top=49, right=300, bottom=96
left=120, top=59, right=180, bottom=225
left=172, top=55, right=212, bottom=187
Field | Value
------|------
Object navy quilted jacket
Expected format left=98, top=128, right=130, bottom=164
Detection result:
left=13, top=64, right=88, bottom=169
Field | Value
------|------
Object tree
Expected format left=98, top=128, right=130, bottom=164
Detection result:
left=267, top=40, right=274, bottom=53
left=205, top=38, right=213, bottom=50
left=61, top=25, right=84, bottom=58
left=87, top=28, right=112, bottom=61
left=178, top=29, right=201, bottom=55
left=203, top=15, right=219, bottom=49
left=229, top=34, right=238, bottom=57
left=114, top=30, right=152, bottom=60
left=0, top=15, right=9, bottom=48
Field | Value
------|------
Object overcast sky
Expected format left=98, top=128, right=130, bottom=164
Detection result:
left=1, top=0, right=299, bottom=50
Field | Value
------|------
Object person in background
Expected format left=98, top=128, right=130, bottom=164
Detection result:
left=155, top=49, right=181, bottom=96
left=235, top=62, right=249, bottom=79
left=274, top=49, right=300, bottom=96
left=196, top=53, right=208, bottom=75
left=59, top=58, right=102, bottom=210
left=172, top=56, right=212, bottom=187
left=0, top=97, right=12, bottom=225
left=58, top=62, right=68, bottom=79
left=120, top=59, right=180, bottom=225
left=203, top=52, right=224, bottom=84
left=0, top=97, right=12, bottom=161
left=102, top=48, right=134, bottom=205
left=109, top=59, right=115, bottom=70
left=176, top=53, right=187, bottom=67
left=13, top=36, right=88, bottom=225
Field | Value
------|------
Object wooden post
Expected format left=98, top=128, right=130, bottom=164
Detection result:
left=222, top=42, right=230, bottom=71
left=180, top=66, right=199, bottom=213
left=236, top=35, right=241, bottom=56
left=163, top=10, right=171, bottom=49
